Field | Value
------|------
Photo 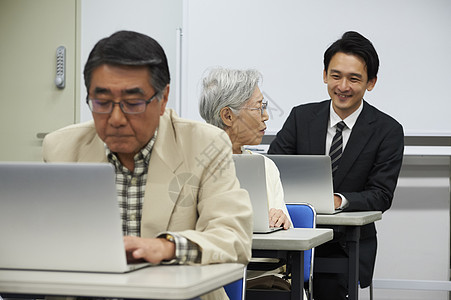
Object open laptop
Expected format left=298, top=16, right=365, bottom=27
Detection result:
left=265, top=155, right=340, bottom=215
left=232, top=155, right=283, bottom=234
left=0, top=162, right=149, bottom=273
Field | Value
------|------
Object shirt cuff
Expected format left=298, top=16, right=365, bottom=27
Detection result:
left=334, top=193, right=349, bottom=210
left=158, top=232, right=201, bottom=265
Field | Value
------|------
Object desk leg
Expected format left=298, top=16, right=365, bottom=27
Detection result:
left=347, top=227, right=360, bottom=300
left=290, top=251, right=304, bottom=300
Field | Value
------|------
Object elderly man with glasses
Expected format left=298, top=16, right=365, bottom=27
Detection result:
left=42, top=31, right=253, bottom=300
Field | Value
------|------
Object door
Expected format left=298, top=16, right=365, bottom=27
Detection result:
left=0, top=0, right=78, bottom=161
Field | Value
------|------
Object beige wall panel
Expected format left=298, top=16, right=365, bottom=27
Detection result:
left=0, top=0, right=77, bottom=161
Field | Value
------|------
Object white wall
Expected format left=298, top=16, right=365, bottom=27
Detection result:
left=360, top=156, right=450, bottom=299
left=80, top=0, right=182, bottom=122
left=182, top=0, right=451, bottom=136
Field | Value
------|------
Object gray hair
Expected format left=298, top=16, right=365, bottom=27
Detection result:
left=199, top=67, right=262, bottom=129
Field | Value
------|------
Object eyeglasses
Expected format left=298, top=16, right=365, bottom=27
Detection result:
left=241, top=101, right=268, bottom=116
left=86, top=91, right=159, bottom=114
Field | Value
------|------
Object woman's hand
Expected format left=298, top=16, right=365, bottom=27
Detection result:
left=269, top=208, right=291, bottom=229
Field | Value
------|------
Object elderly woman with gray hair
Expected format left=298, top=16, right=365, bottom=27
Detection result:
left=199, top=67, right=292, bottom=230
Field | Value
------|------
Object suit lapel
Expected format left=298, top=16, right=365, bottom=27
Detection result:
left=141, top=111, right=184, bottom=236
left=308, top=101, right=329, bottom=154
left=75, top=122, right=108, bottom=162
left=333, top=101, right=376, bottom=188
left=79, top=136, right=108, bottom=162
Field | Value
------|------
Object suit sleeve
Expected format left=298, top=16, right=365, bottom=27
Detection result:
left=268, top=107, right=299, bottom=154
left=342, top=122, right=404, bottom=212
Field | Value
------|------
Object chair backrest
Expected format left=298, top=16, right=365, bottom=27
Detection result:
left=286, top=202, right=316, bottom=300
left=224, top=266, right=246, bottom=300
left=224, top=279, right=244, bottom=300
left=287, top=202, right=316, bottom=229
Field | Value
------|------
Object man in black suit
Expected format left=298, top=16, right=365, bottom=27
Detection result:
left=268, top=31, right=404, bottom=299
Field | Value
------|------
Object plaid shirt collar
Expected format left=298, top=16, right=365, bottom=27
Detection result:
left=106, top=129, right=158, bottom=172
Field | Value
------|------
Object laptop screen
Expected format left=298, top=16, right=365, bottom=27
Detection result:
left=265, top=155, right=337, bottom=214
left=0, top=162, right=136, bottom=273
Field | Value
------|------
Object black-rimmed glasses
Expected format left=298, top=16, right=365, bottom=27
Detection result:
left=86, top=91, right=159, bottom=114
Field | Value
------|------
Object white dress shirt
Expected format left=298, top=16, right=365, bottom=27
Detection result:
left=326, top=101, right=363, bottom=209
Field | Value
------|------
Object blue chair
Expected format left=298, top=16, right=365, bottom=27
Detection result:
left=224, top=267, right=246, bottom=300
left=286, top=202, right=316, bottom=300
left=224, top=279, right=244, bottom=300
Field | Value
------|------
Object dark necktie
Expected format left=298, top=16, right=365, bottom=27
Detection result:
left=330, top=121, right=346, bottom=177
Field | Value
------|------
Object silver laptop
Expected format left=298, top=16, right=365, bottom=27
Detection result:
left=0, top=162, right=149, bottom=273
left=265, top=155, right=339, bottom=215
left=232, top=155, right=283, bottom=234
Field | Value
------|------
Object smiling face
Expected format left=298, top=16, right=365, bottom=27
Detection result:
left=323, top=52, right=377, bottom=119
left=222, top=87, right=268, bottom=153
left=89, top=64, right=168, bottom=167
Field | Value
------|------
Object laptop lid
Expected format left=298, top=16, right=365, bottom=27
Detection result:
left=232, top=155, right=283, bottom=233
left=265, top=155, right=338, bottom=215
left=0, top=162, right=148, bottom=273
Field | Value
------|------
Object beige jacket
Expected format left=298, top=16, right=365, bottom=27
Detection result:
left=43, top=109, right=253, bottom=300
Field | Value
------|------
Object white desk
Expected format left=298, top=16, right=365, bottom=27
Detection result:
left=317, top=211, right=382, bottom=226
left=0, top=263, right=245, bottom=299
left=252, top=227, right=333, bottom=250
left=249, top=228, right=333, bottom=300
left=315, top=211, right=382, bottom=300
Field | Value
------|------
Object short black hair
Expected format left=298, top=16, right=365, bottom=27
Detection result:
left=324, top=31, right=379, bottom=81
left=83, top=30, right=170, bottom=95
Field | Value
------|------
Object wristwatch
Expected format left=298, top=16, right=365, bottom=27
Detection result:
left=164, top=233, right=176, bottom=243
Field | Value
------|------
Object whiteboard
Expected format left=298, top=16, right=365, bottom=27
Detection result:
left=181, top=0, right=451, bottom=136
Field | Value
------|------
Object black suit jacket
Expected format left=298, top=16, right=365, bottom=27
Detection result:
left=268, top=100, right=404, bottom=286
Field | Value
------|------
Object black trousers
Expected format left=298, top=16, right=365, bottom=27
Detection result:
left=313, top=241, right=349, bottom=300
